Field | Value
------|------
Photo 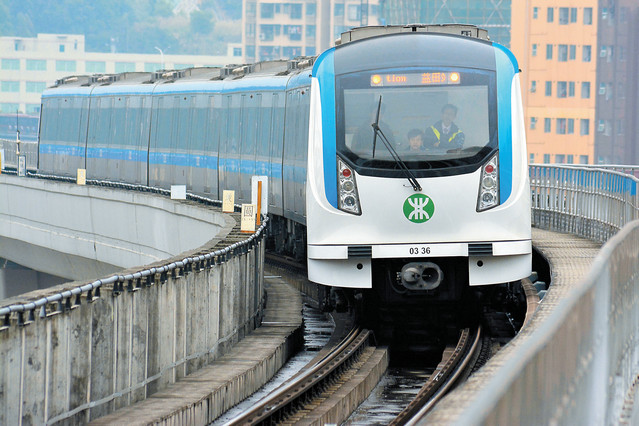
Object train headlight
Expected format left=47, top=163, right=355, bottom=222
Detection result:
left=477, top=152, right=499, bottom=212
left=337, top=156, right=362, bottom=215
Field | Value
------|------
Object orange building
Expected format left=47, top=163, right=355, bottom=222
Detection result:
left=511, top=2, right=598, bottom=164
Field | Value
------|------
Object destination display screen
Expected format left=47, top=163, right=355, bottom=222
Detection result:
left=370, top=72, right=461, bottom=87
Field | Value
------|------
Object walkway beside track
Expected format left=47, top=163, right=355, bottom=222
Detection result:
left=90, top=275, right=303, bottom=425
left=423, top=227, right=601, bottom=423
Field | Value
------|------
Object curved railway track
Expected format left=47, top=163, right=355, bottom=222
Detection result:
left=225, top=326, right=375, bottom=425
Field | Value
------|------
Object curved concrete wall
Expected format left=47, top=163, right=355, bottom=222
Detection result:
left=0, top=175, right=266, bottom=424
left=0, top=175, right=232, bottom=280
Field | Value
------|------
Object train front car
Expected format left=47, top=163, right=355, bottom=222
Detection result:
left=306, top=26, right=531, bottom=311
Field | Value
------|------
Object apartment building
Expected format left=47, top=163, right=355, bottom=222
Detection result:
left=0, top=33, right=241, bottom=115
left=511, top=2, right=599, bottom=165
left=242, top=0, right=382, bottom=63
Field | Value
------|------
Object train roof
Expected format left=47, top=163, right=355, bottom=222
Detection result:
left=336, top=24, right=490, bottom=45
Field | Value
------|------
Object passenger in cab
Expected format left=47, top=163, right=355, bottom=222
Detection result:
left=405, top=128, right=425, bottom=152
left=424, top=104, right=465, bottom=152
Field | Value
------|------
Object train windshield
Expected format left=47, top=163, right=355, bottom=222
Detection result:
left=336, top=68, right=497, bottom=176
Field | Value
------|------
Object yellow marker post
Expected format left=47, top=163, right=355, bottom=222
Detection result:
left=222, top=190, right=235, bottom=213
left=256, top=180, right=262, bottom=226
left=77, top=168, right=86, bottom=185
left=240, top=204, right=256, bottom=233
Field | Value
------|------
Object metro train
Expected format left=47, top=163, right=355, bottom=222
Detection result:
left=38, top=25, right=531, bottom=312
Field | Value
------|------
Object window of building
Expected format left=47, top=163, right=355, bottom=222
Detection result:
left=334, top=4, right=344, bottom=16
left=570, top=7, right=577, bottom=22
left=115, top=62, right=135, bottom=73
left=582, top=45, right=591, bottom=62
left=544, top=118, right=551, bottom=133
left=568, top=82, right=575, bottom=97
left=532, top=44, right=537, bottom=56
left=347, top=4, right=360, bottom=20
left=556, top=118, right=567, bottom=134
left=617, top=120, right=624, bottom=135
left=543, top=154, right=551, bottom=163
left=1, top=59, right=20, bottom=70
left=26, top=104, right=40, bottom=114
left=600, top=46, right=607, bottom=57
left=1, top=81, right=19, bottom=92
left=0, top=103, right=19, bottom=113
left=530, top=117, right=537, bottom=130
left=305, top=46, right=315, bottom=56
left=579, top=155, right=589, bottom=164
left=533, top=7, right=538, bottom=19
left=85, top=61, right=106, bottom=73
left=307, top=3, right=316, bottom=15
left=306, top=25, right=316, bottom=37
left=26, top=59, right=46, bottom=71
left=602, top=7, right=608, bottom=20
left=545, top=81, right=552, bottom=96
left=144, top=63, right=161, bottom=72
left=569, top=45, right=576, bottom=60
left=546, top=44, right=553, bottom=60
left=559, top=7, right=569, bottom=24
left=605, top=83, right=613, bottom=101
left=260, top=24, right=280, bottom=41
left=290, top=3, right=302, bottom=19
left=584, top=8, right=592, bottom=24
left=599, top=83, right=606, bottom=95
left=558, top=44, right=568, bottom=61
left=547, top=7, right=554, bottom=22
left=282, top=46, right=302, bottom=58
left=55, top=60, right=76, bottom=72
left=246, top=23, right=255, bottom=37
left=246, top=45, right=255, bottom=59
left=567, top=118, right=574, bottom=134
left=261, top=3, right=274, bottom=18
left=567, top=154, right=574, bottom=164
left=26, top=81, right=46, bottom=93
left=580, top=119, right=590, bottom=135
left=59, top=44, right=65, bottom=53
left=530, top=80, right=537, bottom=93
left=597, top=119, right=605, bottom=132
left=246, top=2, right=256, bottom=17
left=555, top=154, right=565, bottom=163
left=530, top=153, right=535, bottom=163
left=557, top=81, right=567, bottom=98
left=284, top=25, right=302, bottom=41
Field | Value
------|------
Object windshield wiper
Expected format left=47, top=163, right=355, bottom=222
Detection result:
left=370, top=96, right=422, bottom=192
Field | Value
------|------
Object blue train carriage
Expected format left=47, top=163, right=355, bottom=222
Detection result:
left=37, top=61, right=315, bottom=254
left=306, top=25, right=531, bottom=303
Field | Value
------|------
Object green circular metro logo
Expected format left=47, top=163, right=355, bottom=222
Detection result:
left=403, top=194, right=435, bottom=223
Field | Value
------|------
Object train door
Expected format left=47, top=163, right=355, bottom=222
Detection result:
left=221, top=94, right=241, bottom=196
left=256, top=93, right=273, bottom=199
left=282, top=89, right=299, bottom=220
left=174, top=95, right=193, bottom=186
left=78, top=97, right=90, bottom=171
left=189, top=94, right=207, bottom=195
left=95, top=97, right=113, bottom=180
left=217, top=95, right=231, bottom=194
left=240, top=93, right=259, bottom=203
left=294, top=88, right=310, bottom=219
left=109, top=96, right=126, bottom=181
left=269, top=92, right=284, bottom=216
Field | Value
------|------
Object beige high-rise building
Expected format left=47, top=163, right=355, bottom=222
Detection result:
left=511, top=2, right=599, bottom=165
left=0, top=33, right=241, bottom=116
left=242, top=0, right=382, bottom=63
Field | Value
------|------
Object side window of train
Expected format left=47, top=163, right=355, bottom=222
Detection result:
left=112, top=96, right=126, bottom=146
left=96, top=97, right=112, bottom=147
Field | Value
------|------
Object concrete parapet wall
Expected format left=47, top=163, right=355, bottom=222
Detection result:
left=0, top=175, right=267, bottom=424
left=0, top=174, right=230, bottom=280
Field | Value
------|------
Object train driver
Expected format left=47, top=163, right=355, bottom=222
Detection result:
left=424, top=104, right=465, bottom=152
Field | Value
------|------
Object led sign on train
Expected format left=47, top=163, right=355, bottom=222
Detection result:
left=370, top=72, right=461, bottom=87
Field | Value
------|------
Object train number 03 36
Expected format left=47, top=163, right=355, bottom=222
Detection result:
left=409, top=247, right=431, bottom=255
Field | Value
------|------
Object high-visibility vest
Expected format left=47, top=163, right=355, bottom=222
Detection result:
left=430, top=125, right=463, bottom=144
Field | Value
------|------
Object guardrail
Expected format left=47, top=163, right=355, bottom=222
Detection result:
left=0, top=172, right=268, bottom=424
left=0, top=138, right=38, bottom=171
left=445, top=165, right=639, bottom=425
left=530, top=164, right=639, bottom=243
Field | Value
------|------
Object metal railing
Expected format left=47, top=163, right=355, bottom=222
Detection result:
left=0, top=172, right=268, bottom=328
left=530, top=164, right=639, bottom=243
left=0, top=138, right=38, bottom=171
left=448, top=164, right=639, bottom=425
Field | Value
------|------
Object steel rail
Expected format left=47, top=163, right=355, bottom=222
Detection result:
left=225, top=326, right=371, bottom=425
left=391, top=326, right=482, bottom=425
